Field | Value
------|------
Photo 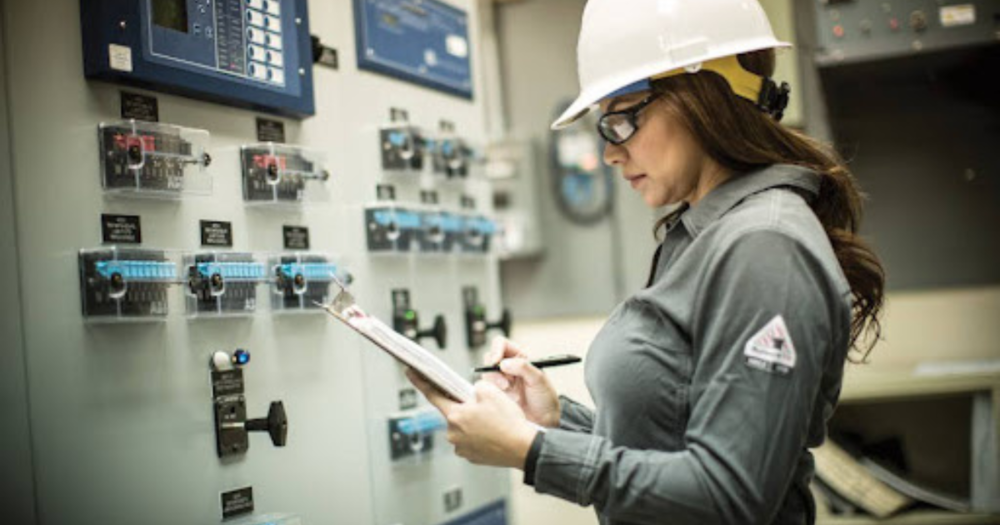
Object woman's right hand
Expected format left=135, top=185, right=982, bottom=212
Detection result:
left=481, top=336, right=561, bottom=428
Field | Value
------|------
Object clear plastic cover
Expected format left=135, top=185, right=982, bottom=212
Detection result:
left=241, top=142, right=330, bottom=204
left=415, top=205, right=447, bottom=254
left=459, top=212, right=498, bottom=255
left=228, top=513, right=302, bottom=525
left=268, top=253, right=346, bottom=312
left=98, top=120, right=212, bottom=197
left=184, top=252, right=266, bottom=318
left=379, top=124, right=427, bottom=173
left=387, top=408, right=449, bottom=465
left=364, top=204, right=422, bottom=254
left=431, top=134, right=471, bottom=179
left=78, top=247, right=177, bottom=321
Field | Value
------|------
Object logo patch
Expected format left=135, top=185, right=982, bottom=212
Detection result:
left=744, top=315, right=796, bottom=376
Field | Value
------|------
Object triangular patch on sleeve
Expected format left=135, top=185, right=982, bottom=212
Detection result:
left=743, top=315, right=796, bottom=376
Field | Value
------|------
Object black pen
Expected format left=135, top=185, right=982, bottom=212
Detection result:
left=473, top=354, right=582, bottom=374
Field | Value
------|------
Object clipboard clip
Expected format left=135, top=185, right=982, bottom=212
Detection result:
left=313, top=275, right=356, bottom=316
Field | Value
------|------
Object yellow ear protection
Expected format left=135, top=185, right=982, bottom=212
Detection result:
left=652, top=55, right=791, bottom=121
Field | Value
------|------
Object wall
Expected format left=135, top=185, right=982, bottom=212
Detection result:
left=0, top=0, right=39, bottom=521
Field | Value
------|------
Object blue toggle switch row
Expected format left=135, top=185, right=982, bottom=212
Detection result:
left=96, top=260, right=177, bottom=281
left=196, top=262, right=266, bottom=281
left=279, top=262, right=340, bottom=281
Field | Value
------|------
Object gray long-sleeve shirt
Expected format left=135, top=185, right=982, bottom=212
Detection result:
left=531, top=165, right=853, bottom=525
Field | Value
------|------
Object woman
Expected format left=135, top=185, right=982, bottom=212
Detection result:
left=407, top=0, right=885, bottom=523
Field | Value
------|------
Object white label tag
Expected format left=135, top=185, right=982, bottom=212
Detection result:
left=744, top=315, right=796, bottom=375
left=940, top=5, right=976, bottom=27
left=445, top=35, right=469, bottom=58
left=109, top=44, right=133, bottom=72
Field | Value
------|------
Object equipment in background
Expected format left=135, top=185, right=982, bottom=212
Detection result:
left=486, top=140, right=545, bottom=259
left=463, top=286, right=511, bottom=350
left=811, top=0, right=998, bottom=66
left=549, top=100, right=614, bottom=226
left=805, top=1, right=1000, bottom=290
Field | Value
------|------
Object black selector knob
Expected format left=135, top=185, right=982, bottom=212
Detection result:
left=416, top=314, right=448, bottom=350
left=246, top=401, right=288, bottom=447
left=487, top=309, right=513, bottom=339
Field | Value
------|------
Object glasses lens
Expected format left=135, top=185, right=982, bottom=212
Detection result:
left=598, top=113, right=635, bottom=145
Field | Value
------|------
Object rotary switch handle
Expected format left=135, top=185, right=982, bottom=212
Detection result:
left=417, top=315, right=448, bottom=349
left=246, top=401, right=288, bottom=447
left=486, top=308, right=513, bottom=338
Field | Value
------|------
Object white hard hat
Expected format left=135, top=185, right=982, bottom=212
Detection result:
left=552, top=0, right=792, bottom=129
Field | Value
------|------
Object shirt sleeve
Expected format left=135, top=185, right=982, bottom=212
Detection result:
left=532, top=229, right=848, bottom=524
left=558, top=395, right=596, bottom=433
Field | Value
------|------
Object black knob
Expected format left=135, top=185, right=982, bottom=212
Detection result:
left=487, top=308, right=513, bottom=338
left=246, top=401, right=288, bottom=447
left=417, top=315, right=447, bottom=349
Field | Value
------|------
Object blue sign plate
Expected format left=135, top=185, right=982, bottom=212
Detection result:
left=354, top=0, right=473, bottom=99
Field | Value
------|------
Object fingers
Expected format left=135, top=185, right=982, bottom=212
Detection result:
left=481, top=371, right=510, bottom=391
left=485, top=336, right=527, bottom=366
left=474, top=380, right=505, bottom=402
left=499, top=358, right=547, bottom=387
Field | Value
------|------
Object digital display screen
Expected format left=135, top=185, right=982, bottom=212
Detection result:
left=153, top=0, right=189, bottom=33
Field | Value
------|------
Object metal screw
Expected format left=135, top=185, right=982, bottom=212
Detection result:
left=119, top=20, right=127, bottom=30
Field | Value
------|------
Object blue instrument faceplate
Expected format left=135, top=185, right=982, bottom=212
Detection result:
left=81, top=0, right=315, bottom=118
left=354, top=0, right=474, bottom=99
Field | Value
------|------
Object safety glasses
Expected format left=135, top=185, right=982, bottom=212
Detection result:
left=596, top=95, right=659, bottom=145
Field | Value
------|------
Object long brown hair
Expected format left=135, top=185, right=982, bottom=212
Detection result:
left=650, top=49, right=885, bottom=360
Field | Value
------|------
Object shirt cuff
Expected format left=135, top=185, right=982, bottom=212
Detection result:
left=522, top=430, right=546, bottom=486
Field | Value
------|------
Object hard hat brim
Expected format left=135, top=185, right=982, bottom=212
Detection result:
left=551, top=41, right=792, bottom=131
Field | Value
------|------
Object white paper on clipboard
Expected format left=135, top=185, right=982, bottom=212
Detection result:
left=317, top=290, right=475, bottom=403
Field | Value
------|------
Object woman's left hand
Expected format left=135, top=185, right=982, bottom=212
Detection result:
left=405, top=368, right=538, bottom=469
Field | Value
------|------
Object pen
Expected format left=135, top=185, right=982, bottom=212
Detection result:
left=472, top=354, right=582, bottom=374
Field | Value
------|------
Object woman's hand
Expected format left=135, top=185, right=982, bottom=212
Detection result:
left=405, top=369, right=537, bottom=469
left=481, top=336, right=562, bottom=428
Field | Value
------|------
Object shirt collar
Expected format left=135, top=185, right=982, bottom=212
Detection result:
left=679, top=164, right=820, bottom=237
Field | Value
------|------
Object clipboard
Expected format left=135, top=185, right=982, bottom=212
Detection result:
left=316, top=284, right=475, bottom=403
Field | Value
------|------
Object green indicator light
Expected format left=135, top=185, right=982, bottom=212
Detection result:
left=405, top=310, right=416, bottom=321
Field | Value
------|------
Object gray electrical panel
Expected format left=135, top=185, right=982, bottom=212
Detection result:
left=2, top=0, right=511, bottom=524
left=812, top=0, right=999, bottom=66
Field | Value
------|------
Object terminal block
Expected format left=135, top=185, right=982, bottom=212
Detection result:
left=463, top=287, right=512, bottom=349
left=270, top=254, right=343, bottom=311
left=459, top=214, right=498, bottom=254
left=392, top=289, right=447, bottom=350
left=78, top=247, right=177, bottom=321
left=388, top=409, right=447, bottom=461
left=98, top=120, right=211, bottom=197
left=365, top=204, right=421, bottom=253
left=380, top=124, right=427, bottom=172
left=184, top=252, right=266, bottom=317
left=241, top=143, right=329, bottom=204
left=432, top=136, right=470, bottom=178
left=416, top=207, right=447, bottom=253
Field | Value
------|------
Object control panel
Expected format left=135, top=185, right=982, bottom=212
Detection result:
left=81, top=0, right=315, bottom=117
left=813, top=0, right=1000, bottom=65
